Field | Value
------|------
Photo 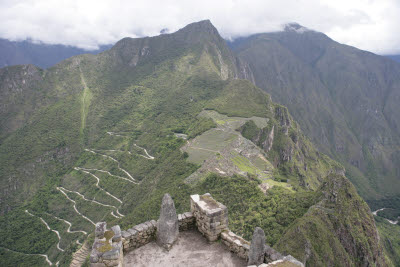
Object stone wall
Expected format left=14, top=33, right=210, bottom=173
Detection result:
left=90, top=223, right=123, bottom=267
left=221, top=230, right=250, bottom=260
left=120, top=212, right=195, bottom=253
left=121, top=220, right=157, bottom=252
left=190, top=193, right=228, bottom=241
left=178, top=211, right=196, bottom=231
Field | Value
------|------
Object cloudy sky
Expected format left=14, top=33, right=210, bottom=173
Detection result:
left=0, top=0, right=399, bottom=54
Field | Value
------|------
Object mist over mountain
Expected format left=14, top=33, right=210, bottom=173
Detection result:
left=0, top=38, right=112, bottom=69
left=0, top=20, right=397, bottom=266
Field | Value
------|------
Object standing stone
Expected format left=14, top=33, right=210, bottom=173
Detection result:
left=157, top=193, right=179, bottom=250
left=248, top=227, right=266, bottom=266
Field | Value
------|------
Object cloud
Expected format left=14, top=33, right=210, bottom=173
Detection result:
left=0, top=0, right=399, bottom=54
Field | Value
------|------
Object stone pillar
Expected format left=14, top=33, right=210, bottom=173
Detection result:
left=157, top=193, right=179, bottom=250
left=90, top=222, right=124, bottom=267
left=248, top=227, right=266, bottom=266
left=190, top=193, right=228, bottom=242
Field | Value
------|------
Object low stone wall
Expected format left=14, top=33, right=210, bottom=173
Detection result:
left=121, top=212, right=195, bottom=252
left=90, top=193, right=303, bottom=267
left=90, top=223, right=123, bottom=267
left=121, top=220, right=157, bottom=252
left=221, top=230, right=250, bottom=260
left=190, top=193, right=229, bottom=241
left=178, top=211, right=195, bottom=231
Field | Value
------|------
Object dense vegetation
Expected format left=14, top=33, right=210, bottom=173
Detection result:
left=195, top=174, right=321, bottom=243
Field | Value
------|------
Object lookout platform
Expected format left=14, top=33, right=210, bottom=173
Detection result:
left=123, top=229, right=246, bottom=267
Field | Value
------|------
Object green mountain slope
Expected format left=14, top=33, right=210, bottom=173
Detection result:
left=0, top=20, right=388, bottom=266
left=231, top=23, right=400, bottom=209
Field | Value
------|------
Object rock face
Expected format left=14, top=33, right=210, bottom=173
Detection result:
left=248, top=227, right=266, bottom=266
left=274, top=174, right=387, bottom=266
left=156, top=193, right=179, bottom=250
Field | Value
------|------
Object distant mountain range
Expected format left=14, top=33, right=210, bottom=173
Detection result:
left=1, top=35, right=398, bottom=69
left=0, top=38, right=112, bottom=69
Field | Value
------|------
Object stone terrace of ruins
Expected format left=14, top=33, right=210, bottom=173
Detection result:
left=89, top=193, right=303, bottom=267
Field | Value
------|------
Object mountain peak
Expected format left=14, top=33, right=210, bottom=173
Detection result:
left=178, top=19, right=219, bottom=36
left=284, top=23, right=311, bottom=33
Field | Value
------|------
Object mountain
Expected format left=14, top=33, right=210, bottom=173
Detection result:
left=231, top=22, right=400, bottom=207
left=0, top=38, right=112, bottom=69
left=387, top=55, right=400, bottom=64
left=0, top=20, right=389, bottom=266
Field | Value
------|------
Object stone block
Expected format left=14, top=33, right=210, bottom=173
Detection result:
left=102, top=259, right=120, bottom=266
left=121, top=231, right=131, bottom=239
left=127, top=228, right=138, bottom=236
left=102, top=248, right=120, bottom=260
left=133, top=224, right=144, bottom=232
left=95, top=222, right=106, bottom=238
left=90, top=251, right=99, bottom=263
left=183, top=211, right=193, bottom=218
left=150, top=220, right=157, bottom=228
left=111, top=225, right=121, bottom=242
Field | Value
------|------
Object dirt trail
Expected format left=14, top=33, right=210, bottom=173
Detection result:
left=133, top=144, right=155, bottom=159
left=0, top=246, right=53, bottom=266
left=85, top=148, right=136, bottom=182
left=74, top=167, right=124, bottom=204
left=59, top=185, right=124, bottom=219
left=74, top=166, right=135, bottom=184
left=372, top=208, right=399, bottom=224
left=57, top=187, right=96, bottom=225
left=25, top=210, right=64, bottom=251
left=106, top=131, right=155, bottom=160
left=45, top=213, right=87, bottom=235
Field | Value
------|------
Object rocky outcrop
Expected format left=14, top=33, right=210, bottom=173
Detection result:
left=274, top=106, right=291, bottom=129
left=248, top=227, right=267, bottom=265
left=275, top=174, right=387, bottom=266
left=156, top=193, right=179, bottom=250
